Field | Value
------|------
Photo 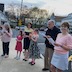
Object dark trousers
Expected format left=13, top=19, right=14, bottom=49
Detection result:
left=2, top=42, right=10, bottom=55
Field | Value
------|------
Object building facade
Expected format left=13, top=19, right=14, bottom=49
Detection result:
left=62, top=13, right=72, bottom=33
left=0, top=11, right=9, bottom=25
left=50, top=13, right=66, bottom=27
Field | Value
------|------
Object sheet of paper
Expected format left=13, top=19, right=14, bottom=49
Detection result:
left=40, top=33, right=55, bottom=46
left=47, top=38, right=55, bottom=46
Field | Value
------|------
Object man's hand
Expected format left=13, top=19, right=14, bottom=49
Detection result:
left=47, top=35, right=51, bottom=38
left=44, top=35, right=51, bottom=38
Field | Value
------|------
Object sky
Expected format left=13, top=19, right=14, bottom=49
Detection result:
left=0, top=0, right=72, bottom=16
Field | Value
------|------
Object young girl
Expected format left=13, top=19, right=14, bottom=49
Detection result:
left=29, top=29, right=40, bottom=65
left=15, top=30, right=23, bottom=60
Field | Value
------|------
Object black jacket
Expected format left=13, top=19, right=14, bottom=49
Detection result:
left=45, top=26, right=61, bottom=49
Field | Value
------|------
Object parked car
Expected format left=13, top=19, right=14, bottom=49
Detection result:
left=39, top=27, right=45, bottom=31
left=44, top=27, right=48, bottom=32
left=39, top=27, right=47, bottom=31
left=15, top=25, right=26, bottom=30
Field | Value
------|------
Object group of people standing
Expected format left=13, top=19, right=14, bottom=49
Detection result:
left=0, top=20, right=72, bottom=72
left=15, top=23, right=40, bottom=65
left=0, top=22, right=40, bottom=65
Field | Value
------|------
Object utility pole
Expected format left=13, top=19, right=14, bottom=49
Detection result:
left=18, top=0, right=23, bottom=28
left=20, top=0, right=23, bottom=18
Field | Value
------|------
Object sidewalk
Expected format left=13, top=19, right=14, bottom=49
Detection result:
left=0, top=38, right=71, bottom=72
left=0, top=38, right=45, bottom=72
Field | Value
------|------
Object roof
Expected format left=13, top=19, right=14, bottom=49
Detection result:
left=55, top=16, right=66, bottom=22
left=62, top=13, right=72, bottom=20
left=50, top=13, right=66, bottom=22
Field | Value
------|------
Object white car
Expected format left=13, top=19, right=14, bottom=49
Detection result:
left=15, top=25, right=26, bottom=30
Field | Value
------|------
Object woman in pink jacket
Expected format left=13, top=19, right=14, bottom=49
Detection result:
left=51, top=22, right=72, bottom=72
left=1, top=23, right=12, bottom=58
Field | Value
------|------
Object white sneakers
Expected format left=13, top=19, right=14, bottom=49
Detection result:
left=14, top=56, right=20, bottom=60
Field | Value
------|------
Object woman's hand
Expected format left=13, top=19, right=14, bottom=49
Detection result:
left=23, top=32, right=26, bottom=38
left=16, top=39, right=22, bottom=42
left=23, top=34, right=29, bottom=38
left=25, top=35, right=29, bottom=38
left=16, top=39, right=18, bottom=41
left=54, top=43, right=70, bottom=51
left=31, top=37, right=37, bottom=42
left=54, top=43, right=61, bottom=47
left=29, top=33, right=32, bottom=39
left=4, top=30, right=11, bottom=37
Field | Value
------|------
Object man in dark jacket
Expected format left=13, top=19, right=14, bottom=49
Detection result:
left=42, top=20, right=61, bottom=71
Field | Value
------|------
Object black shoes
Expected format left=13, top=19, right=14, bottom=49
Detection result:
left=29, top=62, right=35, bottom=65
left=1, top=54, right=5, bottom=57
left=23, top=59, right=28, bottom=61
left=42, top=68, right=49, bottom=71
left=31, top=63, right=35, bottom=65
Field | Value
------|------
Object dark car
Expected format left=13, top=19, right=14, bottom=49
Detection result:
left=39, top=27, right=48, bottom=31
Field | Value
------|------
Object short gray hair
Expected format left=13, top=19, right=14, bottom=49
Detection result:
left=48, top=20, right=55, bottom=25
left=4, top=22, right=10, bottom=26
left=4, top=22, right=11, bottom=28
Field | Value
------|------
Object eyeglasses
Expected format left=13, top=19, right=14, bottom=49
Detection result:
left=60, top=27, right=68, bottom=30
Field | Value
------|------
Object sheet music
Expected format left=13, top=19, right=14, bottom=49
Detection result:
left=47, top=38, right=55, bottom=46
left=40, top=33, right=55, bottom=46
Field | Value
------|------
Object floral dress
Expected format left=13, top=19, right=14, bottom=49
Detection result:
left=29, top=35, right=40, bottom=59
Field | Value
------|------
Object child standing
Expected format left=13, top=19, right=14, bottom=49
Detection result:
left=15, top=30, right=23, bottom=60
left=29, top=29, right=40, bottom=65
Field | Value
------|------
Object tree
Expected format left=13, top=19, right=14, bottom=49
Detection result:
left=5, top=2, right=49, bottom=26
left=29, top=7, right=49, bottom=25
left=6, top=2, right=30, bottom=25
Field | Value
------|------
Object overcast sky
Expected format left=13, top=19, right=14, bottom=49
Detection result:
left=0, top=0, right=72, bottom=16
